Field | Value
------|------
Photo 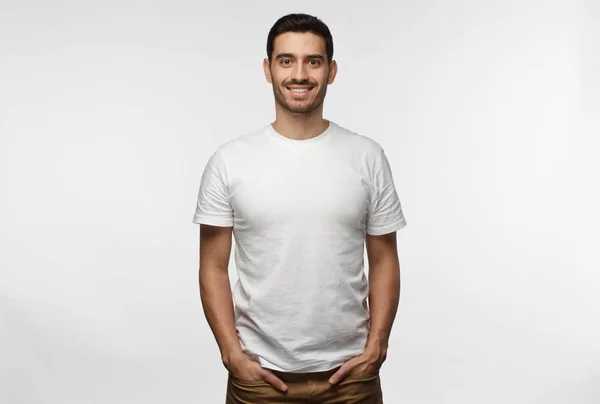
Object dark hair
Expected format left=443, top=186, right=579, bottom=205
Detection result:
left=266, top=13, right=334, bottom=63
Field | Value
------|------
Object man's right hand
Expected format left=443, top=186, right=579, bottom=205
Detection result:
left=224, top=350, right=288, bottom=392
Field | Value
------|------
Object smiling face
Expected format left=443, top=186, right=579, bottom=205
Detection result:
left=264, top=31, right=337, bottom=115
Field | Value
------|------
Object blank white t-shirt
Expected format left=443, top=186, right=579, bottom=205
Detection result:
left=193, top=121, right=406, bottom=372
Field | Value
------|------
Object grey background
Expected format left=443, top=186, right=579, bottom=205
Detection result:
left=1, top=0, right=598, bottom=403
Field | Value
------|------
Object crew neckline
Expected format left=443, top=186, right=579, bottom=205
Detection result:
left=267, top=121, right=336, bottom=145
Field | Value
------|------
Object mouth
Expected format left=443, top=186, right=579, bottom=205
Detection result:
left=285, top=86, right=315, bottom=96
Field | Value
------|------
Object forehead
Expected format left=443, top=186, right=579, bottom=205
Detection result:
left=272, top=32, right=326, bottom=57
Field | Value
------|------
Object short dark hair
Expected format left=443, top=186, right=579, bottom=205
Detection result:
left=266, top=13, right=334, bottom=63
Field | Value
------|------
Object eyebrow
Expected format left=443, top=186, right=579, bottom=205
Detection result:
left=275, top=53, right=326, bottom=61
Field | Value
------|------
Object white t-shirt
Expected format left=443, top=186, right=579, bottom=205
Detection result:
left=193, top=121, right=406, bottom=372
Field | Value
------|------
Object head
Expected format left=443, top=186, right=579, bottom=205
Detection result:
left=263, top=14, right=337, bottom=115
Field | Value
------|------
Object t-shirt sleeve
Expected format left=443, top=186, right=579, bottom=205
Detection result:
left=192, top=149, right=234, bottom=227
left=366, top=148, right=407, bottom=235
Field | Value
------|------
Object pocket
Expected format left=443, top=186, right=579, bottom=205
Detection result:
left=229, top=373, right=269, bottom=386
left=344, top=372, right=380, bottom=382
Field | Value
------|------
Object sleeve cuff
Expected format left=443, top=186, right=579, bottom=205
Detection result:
left=192, top=214, right=233, bottom=227
left=366, top=216, right=407, bottom=236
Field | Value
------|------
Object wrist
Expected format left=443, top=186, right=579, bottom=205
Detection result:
left=365, top=333, right=388, bottom=362
left=221, top=348, right=244, bottom=368
left=367, top=330, right=389, bottom=348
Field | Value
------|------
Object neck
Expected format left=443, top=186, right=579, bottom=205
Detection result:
left=271, top=104, right=329, bottom=141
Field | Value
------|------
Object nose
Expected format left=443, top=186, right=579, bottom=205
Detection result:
left=291, top=62, right=309, bottom=81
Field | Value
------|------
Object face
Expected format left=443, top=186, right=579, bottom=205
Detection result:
left=264, top=32, right=337, bottom=115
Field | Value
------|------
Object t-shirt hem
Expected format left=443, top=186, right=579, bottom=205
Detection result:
left=366, top=217, right=407, bottom=235
left=260, top=358, right=346, bottom=373
left=192, top=214, right=233, bottom=227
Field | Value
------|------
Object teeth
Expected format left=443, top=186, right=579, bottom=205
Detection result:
left=290, top=88, right=309, bottom=92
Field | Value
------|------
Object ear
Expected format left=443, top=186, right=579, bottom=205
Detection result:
left=327, top=59, right=338, bottom=84
left=263, top=58, right=273, bottom=83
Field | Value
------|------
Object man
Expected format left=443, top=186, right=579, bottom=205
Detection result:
left=193, top=13, right=407, bottom=403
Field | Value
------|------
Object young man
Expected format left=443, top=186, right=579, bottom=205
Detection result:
left=193, top=13, right=407, bottom=403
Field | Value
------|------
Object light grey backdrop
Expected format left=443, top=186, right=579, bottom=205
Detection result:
left=1, top=0, right=598, bottom=403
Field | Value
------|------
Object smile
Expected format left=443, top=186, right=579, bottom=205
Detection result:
left=286, top=87, right=314, bottom=95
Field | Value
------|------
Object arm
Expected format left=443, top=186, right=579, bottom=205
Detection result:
left=198, top=224, right=241, bottom=367
left=364, top=231, right=401, bottom=364
left=198, top=224, right=289, bottom=391
left=328, top=230, right=400, bottom=384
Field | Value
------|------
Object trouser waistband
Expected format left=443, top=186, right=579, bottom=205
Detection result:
left=268, top=366, right=342, bottom=382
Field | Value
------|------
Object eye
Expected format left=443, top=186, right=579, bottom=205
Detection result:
left=309, top=60, right=320, bottom=66
left=280, top=59, right=292, bottom=65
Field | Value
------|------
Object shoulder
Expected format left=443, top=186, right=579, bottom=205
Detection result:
left=331, top=122, right=384, bottom=157
left=212, top=125, right=270, bottom=160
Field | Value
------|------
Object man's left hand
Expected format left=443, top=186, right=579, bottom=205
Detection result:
left=328, top=340, right=387, bottom=385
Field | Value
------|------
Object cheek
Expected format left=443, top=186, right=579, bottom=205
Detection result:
left=314, top=71, right=330, bottom=85
left=268, top=69, right=283, bottom=84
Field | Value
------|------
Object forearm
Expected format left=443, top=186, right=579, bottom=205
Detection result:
left=366, top=259, right=400, bottom=356
left=199, top=268, right=242, bottom=366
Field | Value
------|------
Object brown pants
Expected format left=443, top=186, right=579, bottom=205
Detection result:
left=226, top=365, right=383, bottom=403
